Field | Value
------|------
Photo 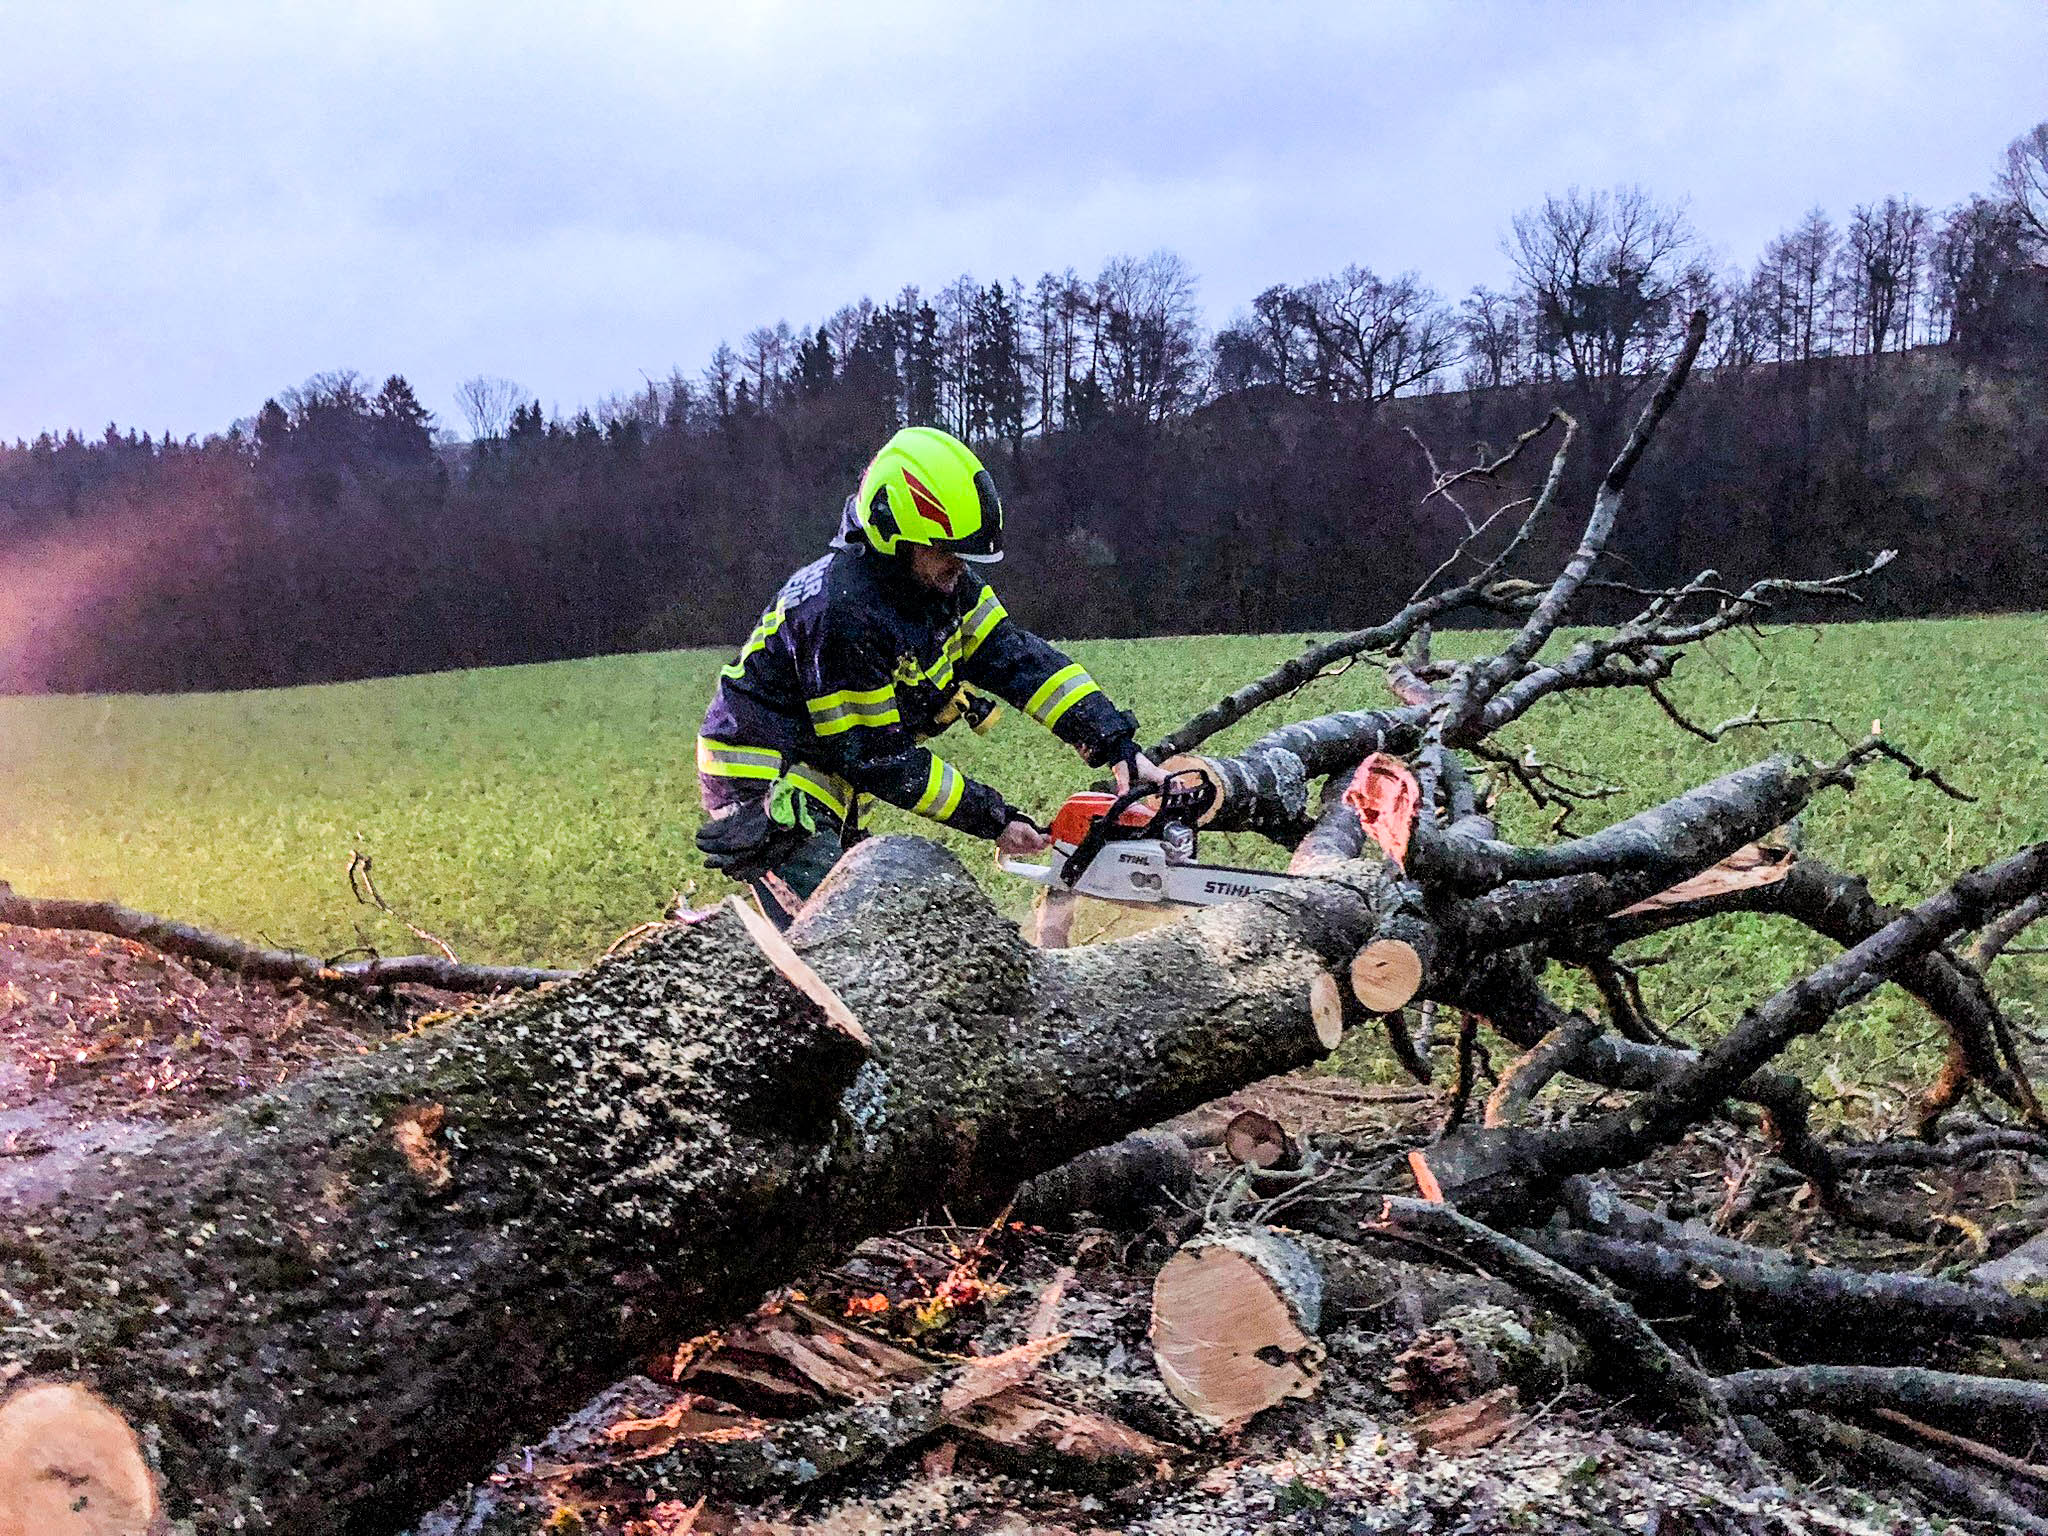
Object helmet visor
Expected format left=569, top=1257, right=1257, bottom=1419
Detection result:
left=954, top=469, right=1004, bottom=562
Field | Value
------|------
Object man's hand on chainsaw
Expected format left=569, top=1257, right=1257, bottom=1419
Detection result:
left=1112, top=749, right=1167, bottom=794
left=997, top=818, right=1051, bottom=858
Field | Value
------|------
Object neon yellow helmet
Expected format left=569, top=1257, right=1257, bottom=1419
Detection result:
left=851, top=427, right=1004, bottom=562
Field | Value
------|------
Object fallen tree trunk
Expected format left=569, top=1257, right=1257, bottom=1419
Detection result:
left=0, top=836, right=1396, bottom=1533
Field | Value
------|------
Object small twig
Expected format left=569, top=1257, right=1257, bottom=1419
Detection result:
left=349, top=846, right=461, bottom=960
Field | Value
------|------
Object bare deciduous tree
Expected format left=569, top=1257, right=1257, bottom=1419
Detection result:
left=1458, top=286, right=1524, bottom=390
left=453, top=375, right=526, bottom=443
left=1094, top=250, right=1204, bottom=421
left=1750, top=208, right=1838, bottom=366
left=1841, top=197, right=1931, bottom=354
left=1998, top=119, right=2048, bottom=253
left=1508, top=185, right=1706, bottom=440
left=1295, top=267, right=1455, bottom=403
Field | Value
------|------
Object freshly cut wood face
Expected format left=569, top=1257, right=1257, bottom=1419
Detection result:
left=725, top=895, right=872, bottom=1049
left=1222, top=1110, right=1296, bottom=1170
left=1158, top=755, right=1227, bottom=826
left=0, top=1382, right=157, bottom=1536
left=1150, top=1233, right=1325, bottom=1427
left=1308, top=972, right=1348, bottom=1050
left=1351, top=939, right=1424, bottom=1014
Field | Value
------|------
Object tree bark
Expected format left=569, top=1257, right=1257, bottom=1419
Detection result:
left=0, top=836, right=1396, bottom=1534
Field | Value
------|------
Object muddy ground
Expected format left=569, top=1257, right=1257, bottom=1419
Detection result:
left=5, top=922, right=2044, bottom=1534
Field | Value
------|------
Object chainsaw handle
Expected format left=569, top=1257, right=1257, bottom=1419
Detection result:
left=996, top=855, right=1058, bottom=885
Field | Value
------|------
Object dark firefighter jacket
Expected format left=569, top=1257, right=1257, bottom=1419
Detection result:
left=697, top=546, right=1135, bottom=840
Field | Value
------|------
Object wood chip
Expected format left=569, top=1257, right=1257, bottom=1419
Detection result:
left=1409, top=1385, right=1524, bottom=1455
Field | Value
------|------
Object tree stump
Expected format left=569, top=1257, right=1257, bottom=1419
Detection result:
left=0, top=1382, right=157, bottom=1536
left=1149, top=1226, right=1326, bottom=1427
left=1222, top=1109, right=1299, bottom=1170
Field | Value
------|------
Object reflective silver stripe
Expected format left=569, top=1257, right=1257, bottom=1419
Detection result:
left=1039, top=673, right=1099, bottom=729
left=697, top=738, right=783, bottom=778
left=783, top=763, right=854, bottom=820
left=808, top=699, right=901, bottom=736
left=912, top=757, right=964, bottom=822
left=1025, top=663, right=1097, bottom=727
left=806, top=683, right=900, bottom=737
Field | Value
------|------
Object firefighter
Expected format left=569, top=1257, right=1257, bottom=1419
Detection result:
left=695, top=425, right=1163, bottom=927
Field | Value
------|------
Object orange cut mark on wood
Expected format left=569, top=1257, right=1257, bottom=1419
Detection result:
left=1344, top=754, right=1422, bottom=869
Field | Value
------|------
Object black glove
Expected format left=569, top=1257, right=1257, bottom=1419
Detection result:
left=695, top=802, right=810, bottom=883
left=1076, top=708, right=1141, bottom=769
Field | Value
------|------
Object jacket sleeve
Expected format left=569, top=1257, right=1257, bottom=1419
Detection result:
left=796, top=607, right=1014, bottom=840
left=953, top=584, right=1137, bottom=766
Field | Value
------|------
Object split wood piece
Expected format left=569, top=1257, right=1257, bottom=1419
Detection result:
left=724, top=895, right=872, bottom=1052
left=1222, top=1110, right=1300, bottom=1171
left=1527, top=1229, right=2048, bottom=1344
left=1150, top=1226, right=1326, bottom=1427
left=622, top=1335, right=1069, bottom=1500
left=0, top=1381, right=157, bottom=1536
left=1408, top=1386, right=1524, bottom=1456
left=1369, top=1199, right=1755, bottom=1468
left=682, top=1305, right=1164, bottom=1487
left=1027, top=1267, right=1075, bottom=1342
left=1615, top=842, right=1794, bottom=917
left=1773, top=1410, right=2048, bottom=1535
left=1483, top=1014, right=1601, bottom=1128
left=1013, top=1130, right=1196, bottom=1229
left=0, top=881, right=572, bottom=995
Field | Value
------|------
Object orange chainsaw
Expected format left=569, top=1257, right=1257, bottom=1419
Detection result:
left=997, top=771, right=1303, bottom=908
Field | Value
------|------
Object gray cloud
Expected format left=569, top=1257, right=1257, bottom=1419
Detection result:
left=2, top=0, right=2042, bottom=440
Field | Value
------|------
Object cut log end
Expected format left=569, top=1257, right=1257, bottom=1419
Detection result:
left=0, top=1382, right=157, bottom=1536
left=1149, top=1227, right=1326, bottom=1428
left=1157, top=754, right=1228, bottom=827
left=726, top=895, right=872, bottom=1051
left=1308, top=972, right=1349, bottom=1051
left=1222, top=1109, right=1299, bottom=1170
left=1351, top=939, right=1424, bottom=1014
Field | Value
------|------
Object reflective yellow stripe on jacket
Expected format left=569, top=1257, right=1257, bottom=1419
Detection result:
left=1024, top=662, right=1100, bottom=730
left=696, top=737, right=782, bottom=780
left=698, top=739, right=855, bottom=822
left=956, top=588, right=1006, bottom=662
left=806, top=683, right=901, bottom=737
left=721, top=600, right=788, bottom=681
left=911, top=755, right=967, bottom=823
left=783, top=763, right=855, bottom=820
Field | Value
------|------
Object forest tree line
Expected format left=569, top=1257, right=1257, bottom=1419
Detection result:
left=2, top=124, right=2044, bottom=694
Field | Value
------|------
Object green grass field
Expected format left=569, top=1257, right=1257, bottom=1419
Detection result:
left=3, top=616, right=2043, bottom=1081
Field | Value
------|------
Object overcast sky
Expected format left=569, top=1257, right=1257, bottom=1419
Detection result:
left=2, top=0, right=2043, bottom=443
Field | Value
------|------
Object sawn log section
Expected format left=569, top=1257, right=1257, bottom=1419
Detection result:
left=0, top=836, right=1394, bottom=1533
